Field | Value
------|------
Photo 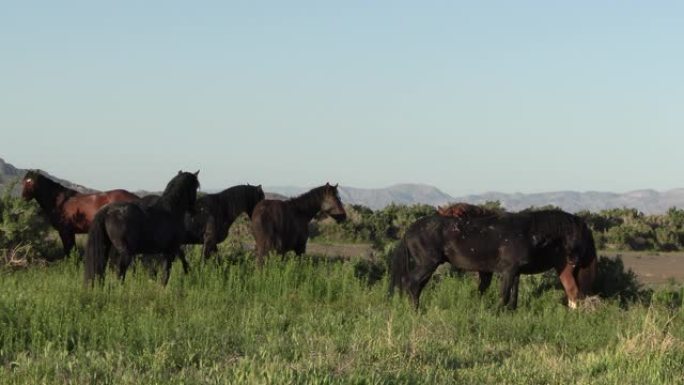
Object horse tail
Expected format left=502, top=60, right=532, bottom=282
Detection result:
left=576, top=224, right=598, bottom=296
left=388, top=238, right=410, bottom=297
left=84, top=208, right=111, bottom=286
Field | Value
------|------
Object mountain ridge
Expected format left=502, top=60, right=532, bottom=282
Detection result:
left=3, top=157, right=684, bottom=214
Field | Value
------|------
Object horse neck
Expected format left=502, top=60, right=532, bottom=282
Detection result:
left=288, top=189, right=324, bottom=221
left=155, top=190, right=192, bottom=217
left=33, top=178, right=73, bottom=213
left=217, top=187, right=247, bottom=219
left=529, top=212, right=578, bottom=239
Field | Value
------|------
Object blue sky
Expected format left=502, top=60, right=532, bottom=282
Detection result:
left=2, top=1, right=683, bottom=195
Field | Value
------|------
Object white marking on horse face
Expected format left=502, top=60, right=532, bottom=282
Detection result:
left=568, top=299, right=578, bottom=309
left=25, top=178, right=33, bottom=184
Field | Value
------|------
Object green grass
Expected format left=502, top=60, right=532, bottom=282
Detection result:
left=1, top=248, right=684, bottom=384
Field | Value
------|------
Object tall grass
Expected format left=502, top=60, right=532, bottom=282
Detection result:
left=1, top=248, right=683, bottom=384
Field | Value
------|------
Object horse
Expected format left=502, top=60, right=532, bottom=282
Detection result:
left=437, top=202, right=500, bottom=219
left=141, top=184, right=265, bottom=258
left=437, top=204, right=598, bottom=299
left=251, top=183, right=346, bottom=264
left=389, top=209, right=597, bottom=310
left=437, top=202, right=502, bottom=294
left=21, top=170, right=140, bottom=257
left=83, top=171, right=200, bottom=286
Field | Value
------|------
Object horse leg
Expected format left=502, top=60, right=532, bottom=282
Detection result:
left=140, top=254, right=160, bottom=278
left=202, top=221, right=218, bottom=259
left=255, top=243, right=266, bottom=266
left=499, top=269, right=520, bottom=309
left=202, top=237, right=219, bottom=260
left=294, top=239, right=307, bottom=255
left=508, top=274, right=520, bottom=310
left=407, top=261, right=442, bottom=309
left=253, top=233, right=269, bottom=266
left=161, top=254, right=174, bottom=286
left=556, top=263, right=581, bottom=309
left=117, top=253, right=133, bottom=282
left=59, top=229, right=76, bottom=258
left=477, top=271, right=493, bottom=295
left=178, top=249, right=190, bottom=274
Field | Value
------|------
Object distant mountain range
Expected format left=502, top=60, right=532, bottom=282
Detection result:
left=3, top=157, right=684, bottom=214
left=0, top=157, right=95, bottom=195
left=267, top=185, right=684, bottom=214
left=267, top=184, right=454, bottom=210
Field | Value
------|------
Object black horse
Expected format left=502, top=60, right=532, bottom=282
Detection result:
left=389, top=209, right=597, bottom=310
left=251, top=183, right=346, bottom=264
left=143, top=184, right=265, bottom=258
left=84, top=171, right=200, bottom=286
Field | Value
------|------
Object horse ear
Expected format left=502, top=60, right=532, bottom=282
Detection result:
left=334, top=183, right=339, bottom=188
left=194, top=170, right=200, bottom=176
left=178, top=170, right=182, bottom=175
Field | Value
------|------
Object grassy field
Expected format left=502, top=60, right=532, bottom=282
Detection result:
left=1, top=247, right=684, bottom=385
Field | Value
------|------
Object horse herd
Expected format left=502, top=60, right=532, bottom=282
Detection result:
left=20, top=169, right=597, bottom=310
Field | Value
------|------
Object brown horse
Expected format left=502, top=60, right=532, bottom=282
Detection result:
left=21, top=170, right=140, bottom=257
left=251, top=183, right=346, bottom=264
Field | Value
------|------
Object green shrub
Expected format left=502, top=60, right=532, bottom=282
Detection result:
left=0, top=182, right=60, bottom=266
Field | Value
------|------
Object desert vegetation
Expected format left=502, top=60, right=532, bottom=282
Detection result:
left=1, top=186, right=684, bottom=384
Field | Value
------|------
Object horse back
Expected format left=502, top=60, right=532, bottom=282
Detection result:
left=406, top=215, right=531, bottom=273
left=251, top=200, right=288, bottom=231
left=60, top=190, right=139, bottom=233
left=183, top=194, right=220, bottom=242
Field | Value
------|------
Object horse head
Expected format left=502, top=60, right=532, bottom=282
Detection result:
left=21, top=170, right=41, bottom=200
left=321, top=183, right=346, bottom=223
left=164, top=170, right=200, bottom=214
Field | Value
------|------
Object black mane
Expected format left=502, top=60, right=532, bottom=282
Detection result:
left=251, top=183, right=346, bottom=262
left=154, top=172, right=199, bottom=214
left=216, top=184, right=265, bottom=218
left=288, top=185, right=338, bottom=216
left=23, top=170, right=78, bottom=212
left=25, top=170, right=76, bottom=196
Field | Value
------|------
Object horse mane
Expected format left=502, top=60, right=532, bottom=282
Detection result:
left=25, top=170, right=72, bottom=192
left=155, top=172, right=199, bottom=212
left=24, top=170, right=78, bottom=205
left=216, top=184, right=265, bottom=217
left=284, top=184, right=340, bottom=217
left=217, top=185, right=255, bottom=202
left=438, top=202, right=498, bottom=219
left=524, top=210, right=587, bottom=244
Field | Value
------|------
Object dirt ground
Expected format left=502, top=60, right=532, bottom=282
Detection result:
left=603, top=251, right=684, bottom=286
left=306, top=243, right=684, bottom=286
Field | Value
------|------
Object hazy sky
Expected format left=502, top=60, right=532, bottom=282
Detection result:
left=2, top=1, right=683, bottom=196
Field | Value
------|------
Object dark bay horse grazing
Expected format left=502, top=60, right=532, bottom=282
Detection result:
left=389, top=209, right=597, bottom=310
left=21, top=170, right=139, bottom=257
left=84, top=171, right=200, bottom=286
left=141, top=184, right=265, bottom=258
left=438, top=202, right=501, bottom=294
left=251, top=183, right=346, bottom=264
